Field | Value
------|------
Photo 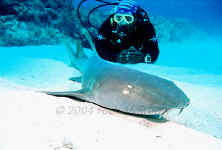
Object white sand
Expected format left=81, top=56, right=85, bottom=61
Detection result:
left=1, top=87, right=222, bottom=150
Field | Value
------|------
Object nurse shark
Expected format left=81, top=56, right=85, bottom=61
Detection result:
left=43, top=41, right=190, bottom=116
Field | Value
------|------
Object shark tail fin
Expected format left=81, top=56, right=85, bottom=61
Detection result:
left=81, top=29, right=97, bottom=52
left=61, top=28, right=97, bottom=72
left=61, top=34, right=87, bottom=72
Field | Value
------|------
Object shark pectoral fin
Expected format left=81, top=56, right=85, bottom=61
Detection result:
left=69, top=76, right=82, bottom=83
left=70, top=89, right=95, bottom=102
left=76, top=40, right=88, bottom=59
left=41, top=89, right=94, bottom=102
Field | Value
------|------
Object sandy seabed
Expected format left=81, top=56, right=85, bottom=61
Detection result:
left=1, top=84, right=222, bottom=150
left=1, top=44, right=222, bottom=150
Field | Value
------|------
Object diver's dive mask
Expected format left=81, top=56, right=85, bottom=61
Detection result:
left=113, top=13, right=135, bottom=25
left=111, top=0, right=138, bottom=39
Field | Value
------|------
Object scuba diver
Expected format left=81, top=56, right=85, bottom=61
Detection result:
left=77, top=0, right=159, bottom=64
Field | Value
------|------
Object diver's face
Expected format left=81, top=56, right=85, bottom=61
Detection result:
left=114, top=13, right=135, bottom=34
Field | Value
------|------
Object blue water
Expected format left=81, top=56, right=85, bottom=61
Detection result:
left=139, top=0, right=222, bottom=34
left=76, top=0, right=222, bottom=32
left=142, top=0, right=222, bottom=74
left=139, top=0, right=222, bottom=74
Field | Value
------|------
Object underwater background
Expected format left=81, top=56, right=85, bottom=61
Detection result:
left=0, top=0, right=222, bottom=140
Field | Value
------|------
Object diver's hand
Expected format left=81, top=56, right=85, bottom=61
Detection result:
left=116, top=48, right=145, bottom=64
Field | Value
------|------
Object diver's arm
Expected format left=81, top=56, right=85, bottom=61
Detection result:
left=95, top=36, right=119, bottom=62
left=138, top=22, right=160, bottom=63
left=95, top=15, right=120, bottom=62
left=143, top=39, right=159, bottom=63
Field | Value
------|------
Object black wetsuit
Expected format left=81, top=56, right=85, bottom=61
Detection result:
left=95, top=7, right=159, bottom=63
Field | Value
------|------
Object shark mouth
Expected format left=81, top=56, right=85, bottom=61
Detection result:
left=122, top=106, right=187, bottom=117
